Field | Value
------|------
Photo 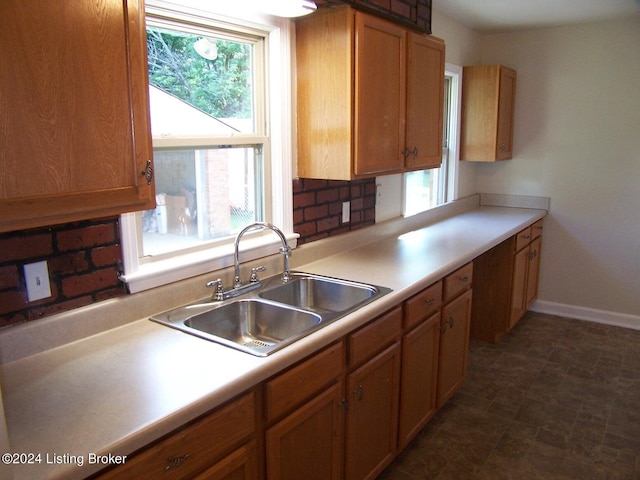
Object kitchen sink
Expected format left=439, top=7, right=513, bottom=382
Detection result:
left=259, top=273, right=379, bottom=313
left=184, top=299, right=322, bottom=355
left=151, top=272, right=391, bottom=356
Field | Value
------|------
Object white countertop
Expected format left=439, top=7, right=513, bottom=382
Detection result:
left=0, top=201, right=546, bottom=480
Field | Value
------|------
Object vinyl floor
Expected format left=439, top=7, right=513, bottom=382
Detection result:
left=379, top=311, right=640, bottom=479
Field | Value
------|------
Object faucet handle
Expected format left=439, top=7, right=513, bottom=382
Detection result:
left=250, top=266, right=266, bottom=283
left=206, top=278, right=225, bottom=301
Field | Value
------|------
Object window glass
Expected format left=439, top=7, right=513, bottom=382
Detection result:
left=139, top=24, right=266, bottom=260
left=146, top=27, right=256, bottom=135
left=404, top=74, right=456, bottom=215
left=143, top=146, right=263, bottom=257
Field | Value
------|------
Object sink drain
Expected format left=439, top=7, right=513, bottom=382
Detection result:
left=243, top=339, right=273, bottom=348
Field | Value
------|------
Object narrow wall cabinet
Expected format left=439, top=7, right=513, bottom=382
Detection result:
left=461, top=64, right=517, bottom=162
left=0, top=0, right=155, bottom=233
left=296, top=6, right=445, bottom=180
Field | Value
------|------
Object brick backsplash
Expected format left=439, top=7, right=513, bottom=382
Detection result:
left=315, top=0, right=432, bottom=33
left=293, top=177, right=376, bottom=245
left=0, top=217, right=125, bottom=326
left=0, top=179, right=377, bottom=325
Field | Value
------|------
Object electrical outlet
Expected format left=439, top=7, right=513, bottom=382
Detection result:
left=342, top=201, right=350, bottom=223
left=24, top=261, right=52, bottom=302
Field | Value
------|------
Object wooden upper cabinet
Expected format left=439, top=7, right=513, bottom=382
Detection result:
left=405, top=33, right=445, bottom=170
left=0, top=0, right=155, bottom=233
left=296, top=6, right=445, bottom=180
left=354, top=12, right=406, bottom=176
left=460, top=64, right=517, bottom=162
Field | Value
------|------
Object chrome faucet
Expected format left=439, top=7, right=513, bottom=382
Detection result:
left=206, top=222, right=292, bottom=301
left=234, top=222, right=291, bottom=287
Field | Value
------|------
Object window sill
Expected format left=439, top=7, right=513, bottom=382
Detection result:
left=120, top=233, right=299, bottom=294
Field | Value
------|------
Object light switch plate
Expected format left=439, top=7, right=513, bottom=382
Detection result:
left=342, top=201, right=350, bottom=223
left=24, top=261, right=52, bottom=302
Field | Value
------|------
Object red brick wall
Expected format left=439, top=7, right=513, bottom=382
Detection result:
left=315, top=0, right=432, bottom=33
left=0, top=218, right=125, bottom=326
left=293, top=178, right=376, bottom=245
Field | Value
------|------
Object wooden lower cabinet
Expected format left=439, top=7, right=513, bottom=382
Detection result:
left=266, top=382, right=345, bottom=480
left=193, top=442, right=258, bottom=480
left=96, top=264, right=479, bottom=480
left=93, top=391, right=257, bottom=480
left=437, top=289, right=473, bottom=408
left=398, top=312, right=440, bottom=448
left=472, top=219, right=544, bottom=342
left=345, top=342, right=401, bottom=480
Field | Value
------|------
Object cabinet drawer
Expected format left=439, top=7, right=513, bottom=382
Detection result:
left=443, top=263, right=473, bottom=303
left=266, top=341, right=344, bottom=422
left=404, top=281, right=442, bottom=330
left=531, top=219, right=544, bottom=240
left=349, top=306, right=402, bottom=368
left=515, top=227, right=532, bottom=251
left=97, top=391, right=256, bottom=480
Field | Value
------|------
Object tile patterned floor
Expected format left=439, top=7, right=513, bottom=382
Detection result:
left=380, top=311, right=640, bottom=480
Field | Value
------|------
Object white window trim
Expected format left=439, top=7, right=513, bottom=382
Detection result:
left=445, top=63, right=462, bottom=202
left=120, top=1, right=297, bottom=294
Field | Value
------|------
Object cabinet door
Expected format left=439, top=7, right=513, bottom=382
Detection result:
left=266, top=382, right=345, bottom=480
left=525, top=236, right=542, bottom=308
left=346, top=342, right=401, bottom=480
left=354, top=12, right=406, bottom=176
left=0, top=0, right=154, bottom=232
left=193, top=442, right=258, bottom=480
left=496, top=67, right=517, bottom=160
left=405, top=33, right=445, bottom=170
left=399, top=312, right=440, bottom=448
left=437, top=289, right=472, bottom=408
left=510, top=245, right=529, bottom=329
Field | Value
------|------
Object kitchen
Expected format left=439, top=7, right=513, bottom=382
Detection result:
left=1, top=0, right=639, bottom=479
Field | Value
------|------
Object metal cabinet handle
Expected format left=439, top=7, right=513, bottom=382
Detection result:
left=353, top=385, right=364, bottom=402
left=425, top=298, right=436, bottom=306
left=165, top=454, right=189, bottom=471
left=141, top=159, right=153, bottom=185
left=439, top=322, right=447, bottom=335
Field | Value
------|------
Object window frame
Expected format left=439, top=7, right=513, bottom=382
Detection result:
left=120, top=1, right=297, bottom=293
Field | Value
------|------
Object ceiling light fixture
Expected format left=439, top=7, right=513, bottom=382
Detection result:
left=194, top=38, right=218, bottom=60
left=259, top=0, right=318, bottom=18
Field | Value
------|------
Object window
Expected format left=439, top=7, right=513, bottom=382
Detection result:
left=403, top=65, right=461, bottom=216
left=120, top=2, right=295, bottom=293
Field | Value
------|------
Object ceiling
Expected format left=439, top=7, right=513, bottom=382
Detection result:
left=433, top=0, right=640, bottom=33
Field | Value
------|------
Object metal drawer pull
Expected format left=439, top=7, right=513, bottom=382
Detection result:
left=353, top=385, right=364, bottom=402
left=165, top=454, right=189, bottom=471
left=458, top=276, right=469, bottom=282
left=425, top=298, right=436, bottom=306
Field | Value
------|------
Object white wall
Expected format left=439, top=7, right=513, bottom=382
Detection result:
left=476, top=16, right=640, bottom=321
left=432, top=10, right=483, bottom=199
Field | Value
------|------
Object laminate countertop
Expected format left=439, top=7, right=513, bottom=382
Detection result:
left=0, top=198, right=547, bottom=480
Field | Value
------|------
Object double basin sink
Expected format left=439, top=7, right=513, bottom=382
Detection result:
left=151, top=272, right=391, bottom=356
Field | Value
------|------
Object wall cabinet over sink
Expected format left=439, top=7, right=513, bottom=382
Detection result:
left=0, top=0, right=155, bottom=233
left=296, top=6, right=445, bottom=180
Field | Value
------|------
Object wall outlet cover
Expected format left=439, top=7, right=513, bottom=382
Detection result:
left=24, top=260, right=52, bottom=302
